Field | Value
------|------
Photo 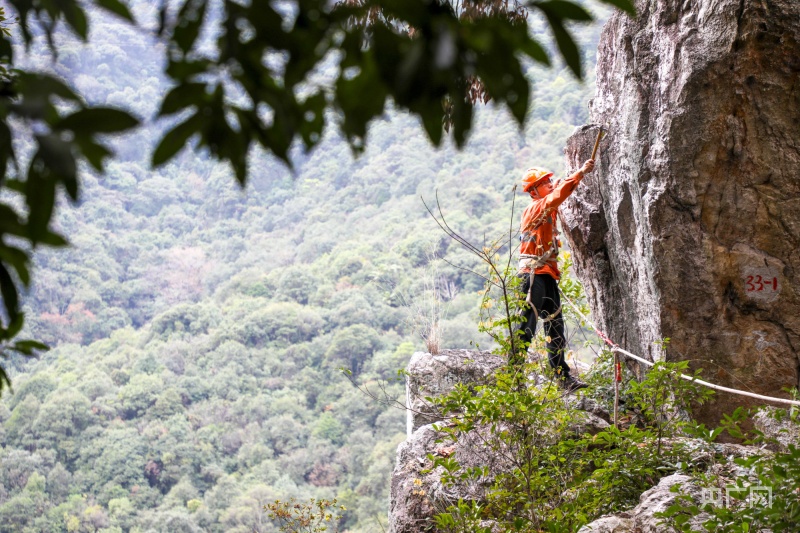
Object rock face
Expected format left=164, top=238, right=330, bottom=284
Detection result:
left=405, top=349, right=504, bottom=435
left=578, top=474, right=708, bottom=533
left=388, top=423, right=503, bottom=533
left=753, top=406, right=800, bottom=452
left=562, top=0, right=800, bottom=425
left=393, top=350, right=507, bottom=533
left=578, top=441, right=767, bottom=532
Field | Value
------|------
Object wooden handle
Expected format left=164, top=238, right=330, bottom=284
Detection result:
left=590, top=127, right=604, bottom=160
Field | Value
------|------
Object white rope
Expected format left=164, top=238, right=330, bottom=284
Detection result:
left=560, top=290, right=800, bottom=408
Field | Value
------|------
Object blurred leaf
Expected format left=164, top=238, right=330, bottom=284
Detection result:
left=0, top=366, right=10, bottom=394
left=0, top=246, right=30, bottom=286
left=159, top=82, right=208, bottom=116
left=0, top=33, right=12, bottom=61
left=25, top=167, right=57, bottom=243
left=165, top=58, right=213, bottom=80
left=36, top=134, right=78, bottom=199
left=11, top=339, right=49, bottom=355
left=0, top=262, right=18, bottom=322
left=519, top=38, right=550, bottom=66
left=535, top=2, right=583, bottom=79
left=37, top=231, right=69, bottom=247
left=1, top=180, right=23, bottom=194
left=335, top=50, right=387, bottom=146
left=15, top=73, right=80, bottom=103
left=0, top=119, right=13, bottom=174
left=95, top=0, right=135, bottom=21
left=62, top=2, right=89, bottom=40
left=298, top=92, right=326, bottom=150
left=74, top=136, right=113, bottom=171
left=59, top=108, right=139, bottom=134
left=173, top=0, right=208, bottom=54
left=4, top=313, right=24, bottom=339
left=152, top=112, right=203, bottom=166
left=158, top=1, right=169, bottom=36
left=450, top=95, right=473, bottom=148
left=534, top=0, right=592, bottom=21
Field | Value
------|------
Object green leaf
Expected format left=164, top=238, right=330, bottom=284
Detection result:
left=0, top=119, right=14, bottom=174
left=36, top=134, right=79, bottom=199
left=0, top=34, right=12, bottom=61
left=11, top=339, right=49, bottom=355
left=159, top=82, right=208, bottom=116
left=298, top=91, right=326, bottom=149
left=38, top=230, right=69, bottom=247
left=0, top=262, right=19, bottom=322
left=535, top=0, right=593, bottom=21
left=62, top=2, right=89, bottom=40
left=59, top=108, right=139, bottom=134
left=451, top=93, right=474, bottom=148
left=158, top=1, right=168, bottom=36
left=16, top=73, right=80, bottom=103
left=0, top=245, right=30, bottom=286
left=543, top=14, right=582, bottom=78
left=0, top=204, right=25, bottom=239
left=74, top=136, right=113, bottom=171
left=173, top=0, right=209, bottom=55
left=519, top=38, right=550, bottom=66
left=165, top=58, right=213, bottom=80
left=0, top=365, right=11, bottom=394
left=4, top=312, right=24, bottom=340
left=335, top=50, right=388, bottom=146
left=25, top=178, right=57, bottom=243
left=95, top=0, right=135, bottom=21
left=152, top=112, right=203, bottom=166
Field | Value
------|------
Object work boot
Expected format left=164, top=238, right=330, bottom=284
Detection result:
left=559, top=374, right=588, bottom=393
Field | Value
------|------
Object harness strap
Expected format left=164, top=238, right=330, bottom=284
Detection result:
left=519, top=210, right=561, bottom=308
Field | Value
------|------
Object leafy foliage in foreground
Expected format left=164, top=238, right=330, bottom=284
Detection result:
left=429, top=354, right=717, bottom=532
left=659, top=407, right=800, bottom=533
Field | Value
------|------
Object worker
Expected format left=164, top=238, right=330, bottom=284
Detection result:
left=515, top=158, right=595, bottom=391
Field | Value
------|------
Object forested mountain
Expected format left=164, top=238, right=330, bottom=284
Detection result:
left=0, top=2, right=611, bottom=531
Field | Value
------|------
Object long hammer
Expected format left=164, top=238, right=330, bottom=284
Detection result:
left=591, top=126, right=605, bottom=160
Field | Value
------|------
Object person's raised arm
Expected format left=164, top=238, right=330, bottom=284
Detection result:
left=543, top=159, right=595, bottom=210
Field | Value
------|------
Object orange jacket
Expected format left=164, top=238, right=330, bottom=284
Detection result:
left=519, top=169, right=585, bottom=280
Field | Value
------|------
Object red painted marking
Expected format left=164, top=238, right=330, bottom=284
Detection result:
left=746, top=274, right=778, bottom=292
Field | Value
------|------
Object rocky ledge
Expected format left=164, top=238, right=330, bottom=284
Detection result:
left=389, top=351, right=799, bottom=532
left=391, top=350, right=610, bottom=533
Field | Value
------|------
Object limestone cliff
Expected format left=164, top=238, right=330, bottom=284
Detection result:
left=562, top=0, right=800, bottom=425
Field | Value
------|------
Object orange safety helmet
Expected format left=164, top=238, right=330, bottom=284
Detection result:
left=522, top=167, right=554, bottom=195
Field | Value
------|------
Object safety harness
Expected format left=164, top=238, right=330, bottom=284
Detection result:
left=518, top=208, right=562, bottom=322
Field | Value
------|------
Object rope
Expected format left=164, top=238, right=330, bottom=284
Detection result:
left=559, top=289, right=800, bottom=408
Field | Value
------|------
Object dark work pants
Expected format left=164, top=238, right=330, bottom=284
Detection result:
left=514, top=273, right=571, bottom=376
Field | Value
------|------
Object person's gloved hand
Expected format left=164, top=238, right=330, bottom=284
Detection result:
left=580, top=159, right=595, bottom=174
